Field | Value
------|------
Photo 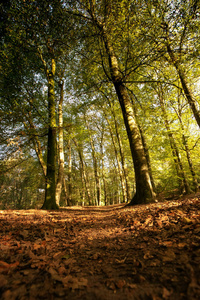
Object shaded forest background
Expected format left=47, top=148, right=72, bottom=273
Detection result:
left=0, top=0, right=200, bottom=209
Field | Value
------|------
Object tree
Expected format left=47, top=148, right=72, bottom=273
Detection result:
left=85, top=115, right=101, bottom=205
left=71, top=0, right=156, bottom=204
left=55, top=80, right=65, bottom=206
left=1, top=0, right=76, bottom=209
left=73, top=138, right=92, bottom=205
left=171, top=89, right=199, bottom=192
left=156, top=84, right=191, bottom=194
left=144, top=0, right=200, bottom=128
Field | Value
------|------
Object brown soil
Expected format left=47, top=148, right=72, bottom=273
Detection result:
left=0, top=195, right=200, bottom=299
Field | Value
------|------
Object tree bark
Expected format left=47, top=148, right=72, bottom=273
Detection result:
left=67, top=139, right=73, bottom=205
left=42, top=59, right=59, bottom=209
left=62, top=176, right=70, bottom=206
left=115, top=83, right=155, bottom=204
left=176, top=106, right=199, bottom=192
left=104, top=112, right=127, bottom=203
left=108, top=99, right=131, bottom=202
left=73, top=139, right=92, bottom=205
left=55, top=81, right=65, bottom=206
left=138, top=124, right=156, bottom=192
left=100, top=124, right=108, bottom=205
left=86, top=1, right=155, bottom=205
left=85, top=119, right=101, bottom=205
left=182, top=133, right=199, bottom=192
left=167, top=43, right=200, bottom=129
left=101, top=27, right=155, bottom=205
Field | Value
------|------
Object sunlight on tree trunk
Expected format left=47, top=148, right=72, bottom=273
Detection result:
left=167, top=44, right=200, bottom=129
left=55, top=81, right=65, bottom=206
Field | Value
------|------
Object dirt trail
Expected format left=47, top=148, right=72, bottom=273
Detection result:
left=0, top=196, right=200, bottom=299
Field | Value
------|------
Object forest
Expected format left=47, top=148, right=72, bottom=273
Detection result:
left=0, top=1, right=200, bottom=299
left=0, top=0, right=200, bottom=209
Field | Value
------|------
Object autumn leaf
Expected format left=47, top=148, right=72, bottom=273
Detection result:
left=0, top=261, right=19, bottom=274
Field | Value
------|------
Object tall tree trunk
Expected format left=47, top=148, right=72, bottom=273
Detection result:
left=131, top=100, right=156, bottom=192
left=67, top=139, right=72, bottom=205
left=55, top=81, right=65, bottom=206
left=100, top=124, right=108, bottom=206
left=80, top=168, right=86, bottom=206
left=115, top=83, right=155, bottom=204
left=108, top=99, right=131, bottom=202
left=182, top=133, right=199, bottom=192
left=104, top=112, right=127, bottom=203
left=167, top=43, right=200, bottom=128
left=73, top=139, right=92, bottom=205
left=158, top=89, right=191, bottom=194
left=102, top=29, right=155, bottom=204
left=85, top=119, right=101, bottom=205
left=114, top=119, right=131, bottom=202
left=175, top=105, right=199, bottom=192
left=87, top=2, right=155, bottom=205
left=42, top=59, right=58, bottom=209
left=138, top=124, right=156, bottom=192
left=62, top=177, right=70, bottom=206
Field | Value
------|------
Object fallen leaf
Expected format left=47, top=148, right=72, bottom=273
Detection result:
left=162, top=287, right=171, bottom=299
left=0, top=260, right=19, bottom=273
left=116, top=279, right=126, bottom=289
left=144, top=252, right=154, bottom=259
left=48, top=267, right=63, bottom=282
left=182, top=217, right=193, bottom=224
left=162, top=250, right=176, bottom=262
left=177, top=242, right=187, bottom=249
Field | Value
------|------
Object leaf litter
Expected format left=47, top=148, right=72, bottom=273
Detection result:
left=0, top=195, right=200, bottom=299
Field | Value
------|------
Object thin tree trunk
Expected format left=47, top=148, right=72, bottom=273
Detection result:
left=100, top=124, right=108, bottom=206
left=158, top=89, right=191, bottom=194
left=73, top=139, right=92, bottom=205
left=25, top=113, right=47, bottom=177
left=167, top=43, right=200, bottom=128
left=108, top=99, right=131, bottom=202
left=182, top=133, right=199, bottom=192
left=85, top=119, right=101, bottom=205
left=67, top=139, right=72, bottom=205
left=80, top=168, right=86, bottom=206
left=62, top=177, right=70, bottom=206
left=55, top=81, right=65, bottom=206
left=114, top=119, right=131, bottom=202
left=175, top=105, right=199, bottom=192
left=104, top=112, right=127, bottom=203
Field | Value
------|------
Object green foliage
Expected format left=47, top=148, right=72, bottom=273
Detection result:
left=0, top=156, right=45, bottom=209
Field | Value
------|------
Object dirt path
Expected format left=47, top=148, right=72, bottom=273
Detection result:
left=0, top=196, right=200, bottom=299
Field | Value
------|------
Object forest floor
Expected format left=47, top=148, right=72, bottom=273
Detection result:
left=0, top=194, right=200, bottom=300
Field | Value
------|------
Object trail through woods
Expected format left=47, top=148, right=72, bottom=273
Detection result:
left=0, top=195, right=200, bottom=300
